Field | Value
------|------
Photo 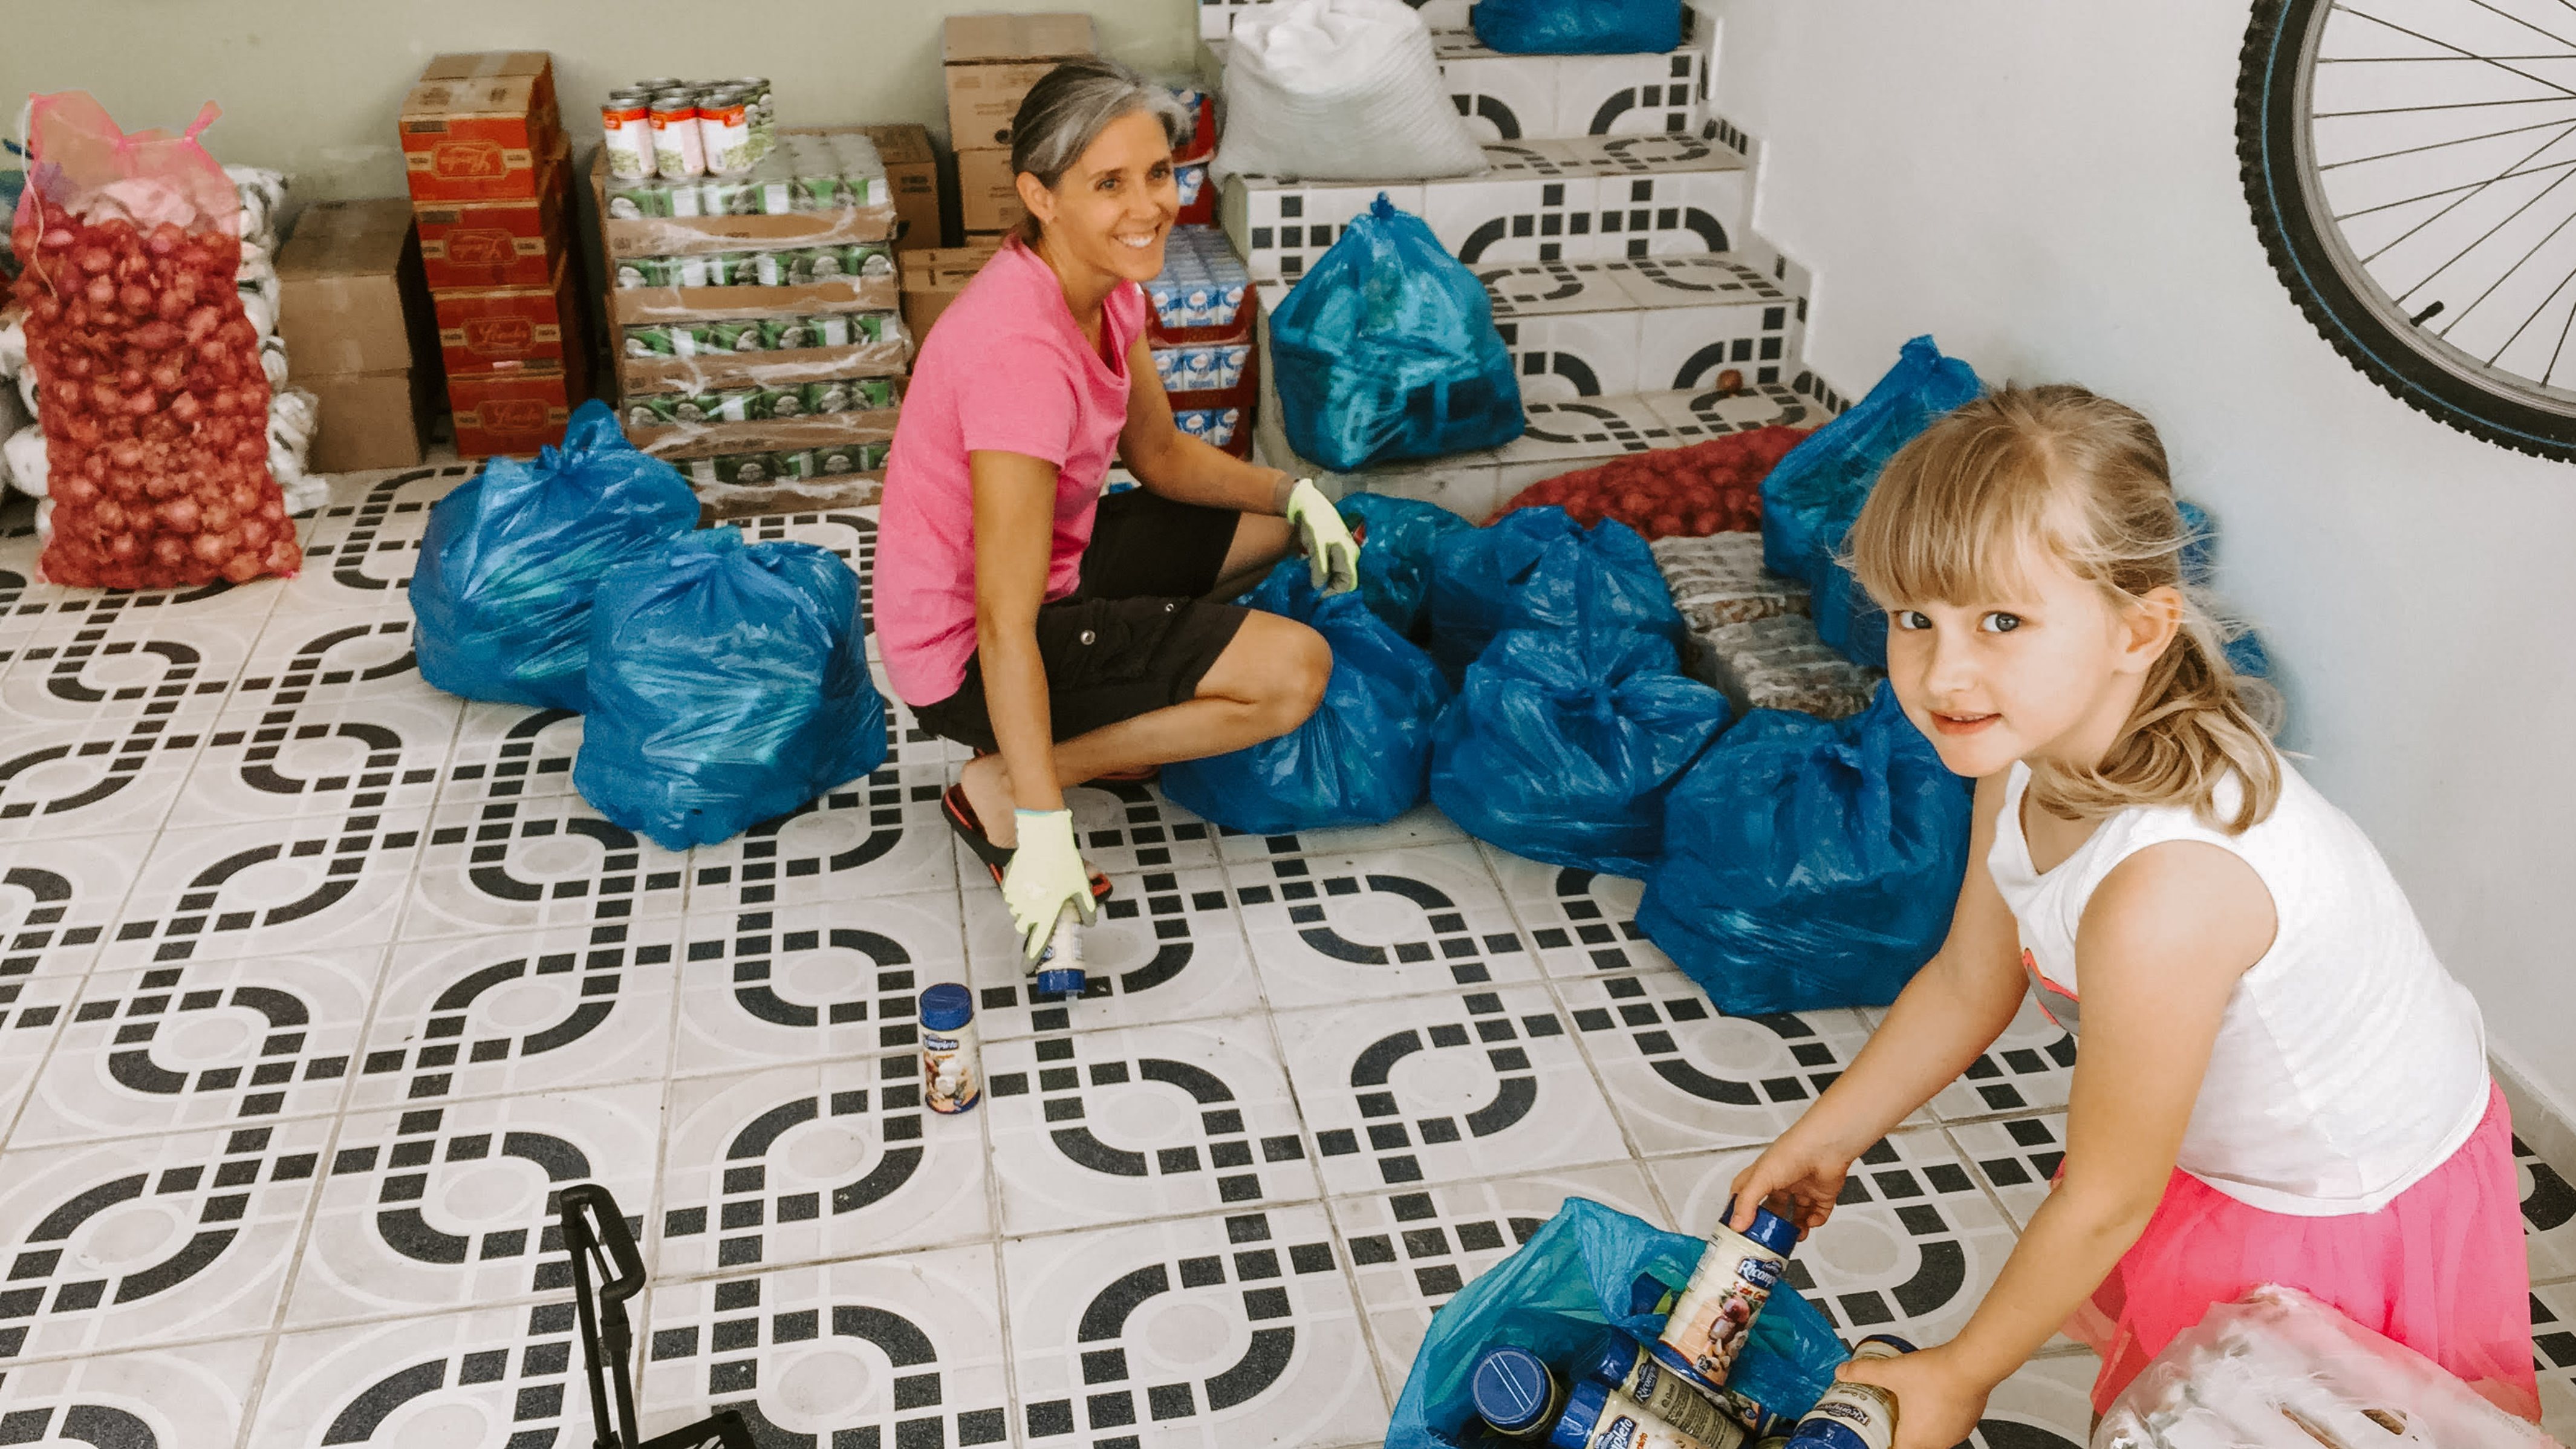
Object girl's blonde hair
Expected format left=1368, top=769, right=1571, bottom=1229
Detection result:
left=1844, top=383, right=2285, bottom=833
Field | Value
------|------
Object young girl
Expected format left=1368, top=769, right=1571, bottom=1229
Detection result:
left=1728, top=385, right=2537, bottom=1439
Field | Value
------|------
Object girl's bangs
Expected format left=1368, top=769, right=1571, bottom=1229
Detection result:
left=1848, top=426, right=2062, bottom=609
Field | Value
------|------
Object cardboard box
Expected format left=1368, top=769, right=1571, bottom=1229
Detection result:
left=449, top=363, right=584, bottom=457
left=862, top=123, right=943, bottom=251
left=900, top=242, right=1001, bottom=343
left=300, top=369, right=441, bottom=473
left=414, top=144, right=571, bottom=290
left=956, top=149, right=1026, bottom=235
left=418, top=51, right=559, bottom=128
left=944, top=14, right=1096, bottom=151
left=401, top=52, right=563, bottom=204
left=434, top=258, right=582, bottom=376
left=276, top=198, right=435, bottom=377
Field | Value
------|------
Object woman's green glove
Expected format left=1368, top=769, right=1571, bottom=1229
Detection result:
left=1003, top=808, right=1098, bottom=962
left=1284, top=478, right=1361, bottom=595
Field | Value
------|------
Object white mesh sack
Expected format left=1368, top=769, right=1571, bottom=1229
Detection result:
left=1214, top=0, right=1487, bottom=182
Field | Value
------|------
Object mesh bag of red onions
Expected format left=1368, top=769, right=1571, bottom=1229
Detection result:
left=8, top=92, right=300, bottom=589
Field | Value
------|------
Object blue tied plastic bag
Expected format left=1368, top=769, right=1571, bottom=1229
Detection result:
left=1338, top=492, right=1474, bottom=641
left=1385, top=1197, right=1848, bottom=1449
left=1761, top=336, right=1982, bottom=669
left=1162, top=564, right=1452, bottom=835
left=2175, top=498, right=2275, bottom=680
left=1638, top=683, right=1973, bottom=1015
left=1429, top=629, right=1732, bottom=878
left=573, top=529, right=889, bottom=851
left=1471, top=0, right=1683, bottom=56
left=1428, top=506, right=1682, bottom=680
left=1270, top=195, right=1524, bottom=472
left=411, top=400, right=700, bottom=711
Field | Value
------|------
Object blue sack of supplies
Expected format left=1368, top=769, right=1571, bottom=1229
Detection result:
left=573, top=528, right=889, bottom=851
left=1162, top=563, right=1453, bottom=835
left=1428, top=506, right=1682, bottom=680
left=1269, top=195, right=1524, bottom=472
left=411, top=400, right=700, bottom=711
left=2176, top=498, right=2277, bottom=680
left=1638, top=682, right=1974, bottom=1015
left=1760, top=335, right=1982, bottom=669
left=1384, top=1197, right=1848, bottom=1449
left=1472, top=0, right=1683, bottom=55
left=1338, top=491, right=1475, bottom=641
left=1430, top=629, right=1732, bottom=878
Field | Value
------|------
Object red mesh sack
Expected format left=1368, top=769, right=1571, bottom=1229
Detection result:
left=1489, top=424, right=1814, bottom=539
left=8, top=93, right=300, bottom=588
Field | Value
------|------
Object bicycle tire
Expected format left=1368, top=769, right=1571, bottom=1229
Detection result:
left=2237, top=0, right=2576, bottom=462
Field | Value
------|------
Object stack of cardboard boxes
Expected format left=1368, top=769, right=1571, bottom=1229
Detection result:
left=398, top=51, right=585, bottom=456
left=275, top=200, right=441, bottom=473
left=946, top=15, right=1096, bottom=246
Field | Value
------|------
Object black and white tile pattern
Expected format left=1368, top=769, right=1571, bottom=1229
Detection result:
left=0, top=471, right=2564, bottom=1449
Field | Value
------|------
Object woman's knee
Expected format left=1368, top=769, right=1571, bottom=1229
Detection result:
left=1268, top=620, right=1331, bottom=729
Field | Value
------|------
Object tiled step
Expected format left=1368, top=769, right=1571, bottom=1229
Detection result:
left=1478, top=252, right=1807, bottom=398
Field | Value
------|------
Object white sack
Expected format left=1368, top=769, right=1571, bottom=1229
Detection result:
left=16, top=370, right=37, bottom=421
left=1214, top=0, right=1487, bottom=182
left=7, top=425, right=48, bottom=498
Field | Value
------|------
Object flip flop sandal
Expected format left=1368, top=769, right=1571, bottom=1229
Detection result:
left=942, top=784, right=1114, bottom=902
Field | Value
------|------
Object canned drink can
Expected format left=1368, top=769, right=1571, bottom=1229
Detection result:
left=679, top=322, right=723, bottom=356
left=709, top=389, right=767, bottom=423
left=623, top=396, right=678, bottom=427
left=663, top=180, right=704, bottom=218
left=611, top=256, right=665, bottom=290
left=623, top=325, right=675, bottom=358
left=804, top=380, right=855, bottom=414
left=669, top=253, right=718, bottom=288
left=700, top=178, right=755, bottom=217
left=814, top=443, right=862, bottom=475
left=668, top=394, right=718, bottom=425
left=764, top=386, right=807, bottom=418
left=698, top=91, right=755, bottom=175
left=851, top=377, right=899, bottom=410
left=857, top=440, right=891, bottom=471
left=772, top=448, right=818, bottom=480
left=703, top=252, right=755, bottom=287
left=808, top=313, right=853, bottom=347
left=713, top=452, right=775, bottom=485
left=850, top=243, right=896, bottom=278
left=758, top=178, right=798, bottom=215
left=706, top=320, right=766, bottom=354
left=648, top=94, right=706, bottom=178
left=761, top=316, right=816, bottom=350
left=793, top=174, right=844, bottom=212
left=804, top=245, right=847, bottom=281
left=602, top=99, right=657, bottom=180
left=850, top=312, right=892, bottom=342
left=755, top=250, right=801, bottom=287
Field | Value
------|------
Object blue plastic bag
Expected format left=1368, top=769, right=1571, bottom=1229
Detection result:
left=1638, top=683, right=1973, bottom=1015
left=573, top=529, right=889, bottom=851
left=1163, top=564, right=1453, bottom=835
left=1430, top=630, right=1731, bottom=878
left=1339, top=492, right=1474, bottom=641
left=1428, top=507, right=1682, bottom=680
left=1385, top=1197, right=1849, bottom=1449
left=1271, top=195, right=1524, bottom=472
left=1472, top=0, right=1682, bottom=56
left=2176, top=498, right=2275, bottom=680
left=1761, top=336, right=1983, bottom=669
left=411, top=400, right=700, bottom=710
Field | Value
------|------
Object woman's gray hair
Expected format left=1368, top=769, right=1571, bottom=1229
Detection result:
left=1009, top=58, right=1192, bottom=243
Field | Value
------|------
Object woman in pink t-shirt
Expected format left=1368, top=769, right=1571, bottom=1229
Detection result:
left=879, top=59, right=1356, bottom=962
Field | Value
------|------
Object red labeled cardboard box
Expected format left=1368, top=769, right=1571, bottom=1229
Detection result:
left=449, top=363, right=584, bottom=457
left=401, top=52, right=564, bottom=203
left=414, top=142, right=571, bottom=288
left=434, top=258, right=581, bottom=376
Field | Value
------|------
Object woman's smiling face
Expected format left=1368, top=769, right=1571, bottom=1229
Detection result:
left=1022, top=109, right=1177, bottom=286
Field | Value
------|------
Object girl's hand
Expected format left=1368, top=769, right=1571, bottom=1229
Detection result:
left=1836, top=1343, right=1994, bottom=1449
left=1726, top=1134, right=1853, bottom=1239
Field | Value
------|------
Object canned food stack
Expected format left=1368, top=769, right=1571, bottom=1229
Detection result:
left=1148, top=226, right=1258, bottom=457
left=397, top=51, right=586, bottom=456
left=592, top=123, right=911, bottom=516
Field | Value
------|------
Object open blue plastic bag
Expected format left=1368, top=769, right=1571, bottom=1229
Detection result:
left=1472, top=0, right=1682, bottom=56
left=1339, top=492, right=1474, bottom=641
left=1761, top=336, right=1982, bottom=670
left=1430, top=629, right=1731, bottom=878
left=1639, top=683, right=1973, bottom=1015
left=1386, top=1197, right=1848, bottom=1449
left=573, top=529, right=888, bottom=851
left=1270, top=195, right=1524, bottom=472
left=1163, top=564, right=1452, bottom=835
left=411, top=400, right=700, bottom=711
left=1428, top=506, right=1682, bottom=680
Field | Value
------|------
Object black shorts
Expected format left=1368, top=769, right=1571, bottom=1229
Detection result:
left=909, top=489, right=1252, bottom=754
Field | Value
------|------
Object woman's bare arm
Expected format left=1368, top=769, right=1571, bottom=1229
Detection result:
left=969, top=448, right=1068, bottom=813
left=1116, top=334, right=1291, bottom=513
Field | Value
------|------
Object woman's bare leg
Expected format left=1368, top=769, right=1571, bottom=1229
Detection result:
left=1206, top=510, right=1296, bottom=601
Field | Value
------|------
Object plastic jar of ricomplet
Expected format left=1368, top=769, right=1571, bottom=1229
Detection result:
left=1549, top=1379, right=1727, bottom=1449
left=1471, top=1346, right=1566, bottom=1441
left=1783, top=1336, right=1915, bottom=1449
left=920, top=984, right=980, bottom=1114
left=1652, top=1199, right=1800, bottom=1394
left=1582, top=1330, right=1748, bottom=1448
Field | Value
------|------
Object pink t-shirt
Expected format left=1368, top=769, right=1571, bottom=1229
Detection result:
left=876, top=238, right=1147, bottom=705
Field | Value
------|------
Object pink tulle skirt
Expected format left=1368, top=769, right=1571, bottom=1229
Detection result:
left=2067, top=1082, right=2539, bottom=1421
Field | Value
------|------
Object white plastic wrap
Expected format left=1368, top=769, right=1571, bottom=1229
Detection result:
left=1214, top=0, right=1488, bottom=182
left=16, top=368, right=35, bottom=420
left=2094, top=1286, right=2553, bottom=1449
left=267, top=386, right=319, bottom=505
left=238, top=290, right=278, bottom=347
left=260, top=333, right=290, bottom=388
left=4, top=425, right=45, bottom=497
left=34, top=497, right=51, bottom=544
left=0, top=313, right=25, bottom=380
left=224, top=164, right=289, bottom=254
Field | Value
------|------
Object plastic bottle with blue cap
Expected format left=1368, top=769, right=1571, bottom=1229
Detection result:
left=919, top=983, right=980, bottom=1114
left=1581, top=1329, right=1749, bottom=1447
left=1781, top=1335, right=1914, bottom=1449
left=1651, top=1197, right=1801, bottom=1396
left=1547, top=1376, right=1732, bottom=1449
left=1471, top=1344, right=1567, bottom=1441
left=1032, top=905, right=1085, bottom=998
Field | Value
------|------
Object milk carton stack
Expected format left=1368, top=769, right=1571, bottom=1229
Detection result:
left=1147, top=227, right=1257, bottom=457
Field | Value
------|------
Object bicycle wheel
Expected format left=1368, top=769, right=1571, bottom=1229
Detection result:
left=2239, top=0, right=2576, bottom=460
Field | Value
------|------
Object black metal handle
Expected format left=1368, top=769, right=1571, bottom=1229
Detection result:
left=561, top=1182, right=646, bottom=1304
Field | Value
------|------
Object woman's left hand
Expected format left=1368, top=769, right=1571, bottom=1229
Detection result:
left=1835, top=1342, right=1995, bottom=1449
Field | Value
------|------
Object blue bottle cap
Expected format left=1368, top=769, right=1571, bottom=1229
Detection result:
left=919, top=983, right=973, bottom=1032
left=1725, top=1196, right=1800, bottom=1257
left=1032, top=966, right=1086, bottom=997
left=1547, top=1378, right=1610, bottom=1449
left=1579, top=1329, right=1640, bottom=1390
left=1856, top=1332, right=1918, bottom=1355
left=1470, top=1346, right=1556, bottom=1436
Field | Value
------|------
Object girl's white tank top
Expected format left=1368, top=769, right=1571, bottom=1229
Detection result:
left=1987, top=757, right=2488, bottom=1216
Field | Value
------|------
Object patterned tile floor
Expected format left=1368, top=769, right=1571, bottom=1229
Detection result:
left=0, top=469, right=2569, bottom=1448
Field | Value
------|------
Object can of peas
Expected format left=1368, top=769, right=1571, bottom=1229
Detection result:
left=757, top=316, right=814, bottom=350
left=623, top=325, right=675, bottom=358
left=765, top=387, right=808, bottom=418
left=706, top=319, right=766, bottom=353
left=851, top=376, right=899, bottom=410
left=623, top=396, right=678, bottom=427
left=803, top=380, right=854, bottom=414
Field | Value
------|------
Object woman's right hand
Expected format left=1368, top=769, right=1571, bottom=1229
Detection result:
left=1728, top=1130, right=1856, bottom=1240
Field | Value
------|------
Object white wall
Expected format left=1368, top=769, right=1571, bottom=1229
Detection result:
left=0, top=0, right=1200, bottom=203
left=1707, top=0, right=2576, bottom=1110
